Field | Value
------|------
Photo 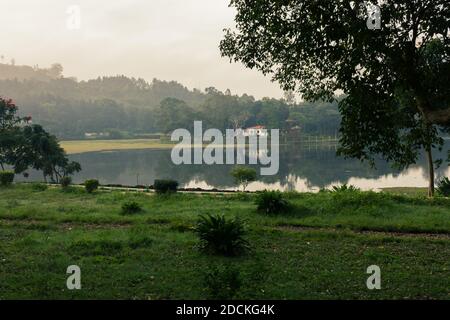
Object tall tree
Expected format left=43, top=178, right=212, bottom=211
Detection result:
left=0, top=97, right=28, bottom=170
left=220, top=0, right=450, bottom=196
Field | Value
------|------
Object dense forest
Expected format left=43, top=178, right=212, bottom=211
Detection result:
left=0, top=63, right=341, bottom=139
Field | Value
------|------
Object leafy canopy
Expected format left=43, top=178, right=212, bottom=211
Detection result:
left=220, top=0, right=450, bottom=169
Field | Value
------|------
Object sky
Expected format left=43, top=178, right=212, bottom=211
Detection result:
left=0, top=0, right=284, bottom=99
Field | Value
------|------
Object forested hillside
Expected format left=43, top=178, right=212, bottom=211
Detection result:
left=0, top=63, right=341, bottom=139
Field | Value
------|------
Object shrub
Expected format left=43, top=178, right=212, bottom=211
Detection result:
left=0, top=171, right=15, bottom=186
left=121, top=201, right=143, bottom=215
left=195, top=214, right=249, bottom=256
left=230, top=166, right=257, bottom=191
left=203, top=264, right=242, bottom=300
left=84, top=179, right=99, bottom=193
left=31, top=183, right=48, bottom=191
left=437, top=177, right=450, bottom=197
left=331, top=184, right=360, bottom=193
left=60, top=176, right=72, bottom=188
left=154, top=179, right=178, bottom=194
left=255, top=190, right=290, bottom=214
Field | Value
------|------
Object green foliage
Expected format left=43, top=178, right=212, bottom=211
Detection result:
left=220, top=1, right=450, bottom=197
left=1, top=97, right=81, bottom=182
left=437, top=177, right=450, bottom=197
left=195, top=214, right=249, bottom=256
left=255, top=190, right=290, bottom=215
left=331, top=184, right=360, bottom=193
left=0, top=64, right=341, bottom=139
left=0, top=170, right=14, bottom=186
left=154, top=179, right=178, bottom=194
left=203, top=264, right=242, bottom=300
left=60, top=176, right=72, bottom=188
left=84, top=179, right=99, bottom=193
left=121, top=201, right=143, bottom=215
left=0, top=97, right=27, bottom=171
left=230, top=166, right=257, bottom=191
left=13, top=125, right=81, bottom=182
left=31, top=183, right=48, bottom=192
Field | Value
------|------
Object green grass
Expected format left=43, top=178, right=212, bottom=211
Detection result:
left=60, top=139, right=176, bottom=154
left=381, top=187, right=429, bottom=197
left=0, top=184, right=449, bottom=299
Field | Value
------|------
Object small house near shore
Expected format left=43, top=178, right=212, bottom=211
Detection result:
left=242, top=125, right=268, bottom=137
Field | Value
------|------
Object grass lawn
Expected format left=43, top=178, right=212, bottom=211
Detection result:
left=0, top=184, right=449, bottom=299
left=381, top=187, right=429, bottom=197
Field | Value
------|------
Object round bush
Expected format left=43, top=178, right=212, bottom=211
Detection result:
left=84, top=179, right=99, bottom=193
left=31, top=183, right=48, bottom=191
left=154, top=179, right=178, bottom=194
left=121, top=201, right=143, bottom=215
left=0, top=171, right=15, bottom=186
left=255, top=190, right=290, bottom=214
left=60, top=176, right=72, bottom=188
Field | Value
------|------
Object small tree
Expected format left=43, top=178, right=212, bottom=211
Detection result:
left=230, top=166, right=257, bottom=191
left=12, top=125, right=81, bottom=183
left=0, top=98, right=81, bottom=182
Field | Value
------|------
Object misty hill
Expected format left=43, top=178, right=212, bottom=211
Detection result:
left=0, top=62, right=64, bottom=82
left=0, top=63, right=340, bottom=139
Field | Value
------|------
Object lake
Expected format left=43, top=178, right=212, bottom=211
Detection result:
left=51, top=141, right=450, bottom=192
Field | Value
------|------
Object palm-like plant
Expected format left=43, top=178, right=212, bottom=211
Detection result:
left=195, top=214, right=249, bottom=256
left=437, top=177, right=450, bottom=197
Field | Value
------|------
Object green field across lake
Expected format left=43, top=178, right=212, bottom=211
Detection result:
left=60, top=139, right=175, bottom=154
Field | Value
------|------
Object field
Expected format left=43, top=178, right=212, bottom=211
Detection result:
left=0, top=184, right=449, bottom=299
left=60, top=139, right=175, bottom=154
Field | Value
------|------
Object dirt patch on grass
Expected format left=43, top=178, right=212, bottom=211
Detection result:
left=59, top=222, right=132, bottom=231
left=0, top=218, right=132, bottom=230
left=274, top=224, right=450, bottom=240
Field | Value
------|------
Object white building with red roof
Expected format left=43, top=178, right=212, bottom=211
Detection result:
left=242, top=125, right=268, bottom=137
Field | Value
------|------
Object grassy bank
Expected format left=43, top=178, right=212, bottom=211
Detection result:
left=60, top=139, right=175, bottom=154
left=381, top=187, right=429, bottom=197
left=60, top=137, right=338, bottom=154
left=0, top=184, right=449, bottom=299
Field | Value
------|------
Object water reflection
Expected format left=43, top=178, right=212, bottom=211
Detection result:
left=54, top=142, right=450, bottom=192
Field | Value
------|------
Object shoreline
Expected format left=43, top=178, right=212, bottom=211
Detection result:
left=18, top=182, right=430, bottom=196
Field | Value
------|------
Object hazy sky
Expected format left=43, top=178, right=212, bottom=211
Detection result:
left=0, top=0, right=284, bottom=99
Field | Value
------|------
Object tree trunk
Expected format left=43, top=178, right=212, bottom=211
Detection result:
left=426, top=146, right=435, bottom=197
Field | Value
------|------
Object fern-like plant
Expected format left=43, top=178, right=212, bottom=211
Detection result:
left=195, top=214, right=249, bottom=256
left=437, top=177, right=450, bottom=197
left=331, top=184, right=360, bottom=193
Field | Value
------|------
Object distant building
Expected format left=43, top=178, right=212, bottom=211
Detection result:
left=242, top=125, right=268, bottom=137
left=84, top=132, right=110, bottom=139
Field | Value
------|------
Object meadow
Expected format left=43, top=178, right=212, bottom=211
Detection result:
left=0, top=184, right=449, bottom=299
left=60, top=139, right=175, bottom=155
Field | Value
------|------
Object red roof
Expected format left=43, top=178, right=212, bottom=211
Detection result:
left=245, top=125, right=266, bottom=129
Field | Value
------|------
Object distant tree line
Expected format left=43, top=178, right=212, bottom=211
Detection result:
left=0, top=63, right=341, bottom=139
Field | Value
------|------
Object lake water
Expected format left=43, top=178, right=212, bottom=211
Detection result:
left=55, top=141, right=450, bottom=192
